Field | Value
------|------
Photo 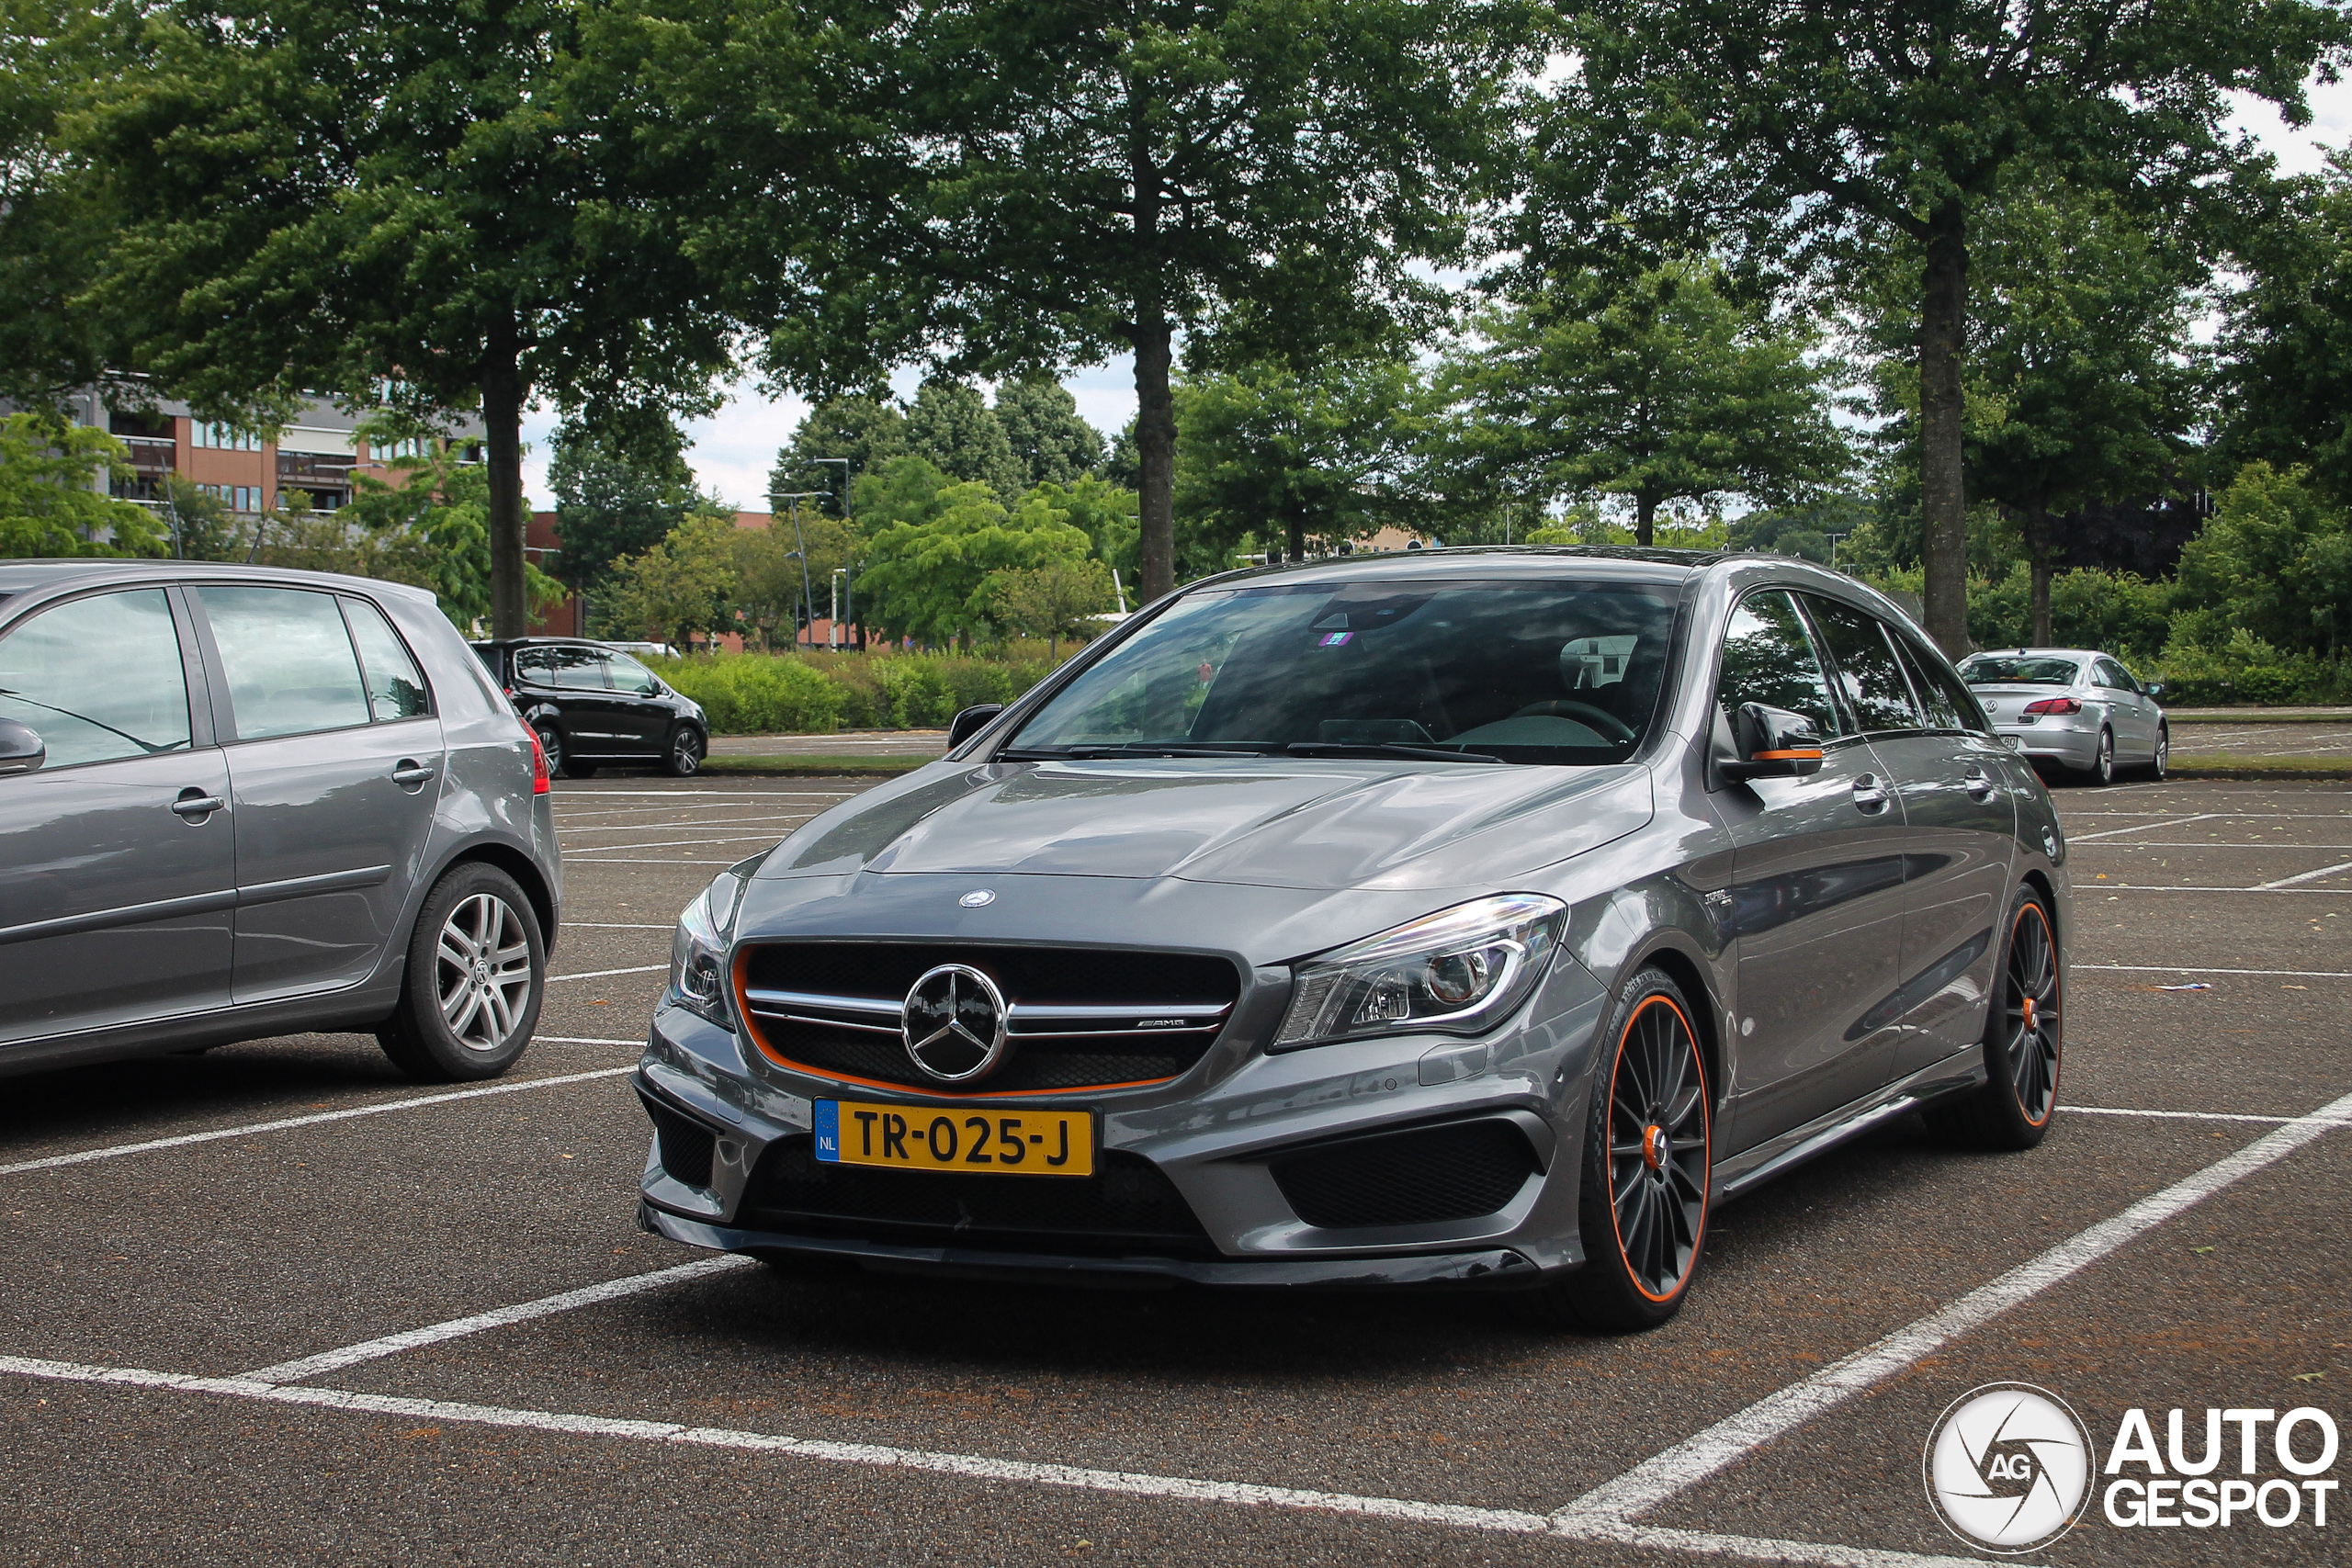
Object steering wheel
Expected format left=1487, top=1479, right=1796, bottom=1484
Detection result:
left=1510, top=699, right=1637, bottom=743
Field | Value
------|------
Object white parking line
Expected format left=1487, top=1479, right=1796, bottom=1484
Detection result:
left=2076, top=964, right=2352, bottom=977
left=2082, top=884, right=2347, bottom=893
left=553, top=790, right=858, bottom=799
left=565, top=858, right=740, bottom=866
left=0, top=1353, right=1979, bottom=1567
left=2068, top=814, right=2223, bottom=840
left=554, top=836, right=795, bottom=853
left=0, top=1067, right=635, bottom=1178
left=533, top=1036, right=646, bottom=1046
left=2079, top=840, right=2352, bottom=850
left=240, top=1257, right=756, bottom=1384
left=2258, top=856, right=2352, bottom=889
left=2069, top=1104, right=2352, bottom=1126
left=565, top=923, right=677, bottom=931
left=1553, top=1085, right=2352, bottom=1526
left=558, top=816, right=820, bottom=832
left=547, top=964, right=666, bottom=983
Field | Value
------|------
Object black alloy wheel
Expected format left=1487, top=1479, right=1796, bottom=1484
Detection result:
left=1532, top=969, right=1713, bottom=1333
left=1926, top=888, right=2062, bottom=1150
left=664, top=725, right=706, bottom=778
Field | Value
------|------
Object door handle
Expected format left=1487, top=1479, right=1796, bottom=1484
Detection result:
left=391, top=760, right=437, bottom=787
left=1963, top=766, right=1994, bottom=799
left=170, top=790, right=226, bottom=818
left=1850, top=773, right=1888, bottom=811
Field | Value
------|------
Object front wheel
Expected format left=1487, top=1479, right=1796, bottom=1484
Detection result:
left=2147, top=724, right=2168, bottom=781
left=378, top=863, right=545, bottom=1082
left=1924, top=886, right=2061, bottom=1150
left=663, top=725, right=706, bottom=777
left=1528, top=969, right=1713, bottom=1333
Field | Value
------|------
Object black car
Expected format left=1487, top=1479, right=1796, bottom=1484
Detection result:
left=472, top=638, right=708, bottom=779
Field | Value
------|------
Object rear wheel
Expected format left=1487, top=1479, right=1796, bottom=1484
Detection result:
left=2080, top=728, right=2114, bottom=786
left=663, top=725, right=706, bottom=777
left=1529, top=969, right=1713, bottom=1333
left=2147, top=724, right=2169, bottom=781
left=378, top=863, right=545, bottom=1082
left=1924, top=887, right=2061, bottom=1150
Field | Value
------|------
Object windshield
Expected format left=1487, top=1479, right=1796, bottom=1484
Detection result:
left=1004, top=578, right=1679, bottom=766
left=1959, top=655, right=2081, bottom=686
left=608, top=651, right=660, bottom=693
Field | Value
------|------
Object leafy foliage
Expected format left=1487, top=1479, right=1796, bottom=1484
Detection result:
left=771, top=395, right=909, bottom=516
left=855, top=482, right=1094, bottom=647
left=902, top=379, right=1022, bottom=497
left=549, top=429, right=707, bottom=596
left=993, top=378, right=1104, bottom=489
left=597, top=511, right=742, bottom=648
left=0, top=412, right=164, bottom=557
left=983, top=558, right=1114, bottom=661
left=2175, top=463, right=2352, bottom=660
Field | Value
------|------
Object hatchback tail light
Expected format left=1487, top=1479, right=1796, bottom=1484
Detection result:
left=521, top=717, right=551, bottom=795
left=2022, top=696, right=2082, bottom=716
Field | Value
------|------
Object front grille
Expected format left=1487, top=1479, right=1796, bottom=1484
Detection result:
left=639, top=1091, right=718, bottom=1189
left=738, top=942, right=1241, bottom=1095
left=1272, top=1119, right=1538, bottom=1230
left=741, top=1134, right=1216, bottom=1258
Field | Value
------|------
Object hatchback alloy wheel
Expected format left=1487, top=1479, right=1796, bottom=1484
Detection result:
left=436, top=891, right=536, bottom=1052
left=2000, top=898, right=2062, bottom=1128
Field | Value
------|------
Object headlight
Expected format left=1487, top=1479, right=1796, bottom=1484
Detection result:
left=1272, top=893, right=1566, bottom=1050
left=668, top=858, right=758, bottom=1029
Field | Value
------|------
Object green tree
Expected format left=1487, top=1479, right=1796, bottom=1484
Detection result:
left=154, top=475, right=244, bottom=561
left=771, top=393, right=909, bottom=517
left=984, top=558, right=1115, bottom=662
left=855, top=483, right=1093, bottom=648
left=764, top=0, right=1532, bottom=604
left=1445, top=259, right=1849, bottom=546
left=1555, top=0, right=2347, bottom=651
left=548, top=428, right=703, bottom=599
left=2176, top=463, right=2352, bottom=660
left=903, top=379, right=1022, bottom=497
left=0, top=412, right=164, bottom=557
left=2218, top=154, right=2352, bottom=503
left=733, top=508, right=854, bottom=649
left=78, top=0, right=796, bottom=636
left=993, top=378, right=1103, bottom=489
left=847, top=454, right=959, bottom=536
left=1030, top=475, right=1141, bottom=588
left=599, top=511, right=742, bottom=648
left=1174, top=357, right=1426, bottom=563
left=1946, top=186, right=2199, bottom=645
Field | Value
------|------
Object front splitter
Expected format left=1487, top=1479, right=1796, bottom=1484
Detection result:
left=639, top=1200, right=1546, bottom=1292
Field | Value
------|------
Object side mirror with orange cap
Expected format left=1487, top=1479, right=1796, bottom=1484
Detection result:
left=1721, top=703, right=1825, bottom=781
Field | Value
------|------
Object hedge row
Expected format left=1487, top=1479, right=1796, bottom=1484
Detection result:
left=649, top=650, right=1057, bottom=734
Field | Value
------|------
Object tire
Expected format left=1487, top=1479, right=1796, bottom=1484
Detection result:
left=663, top=725, right=706, bottom=778
left=1923, top=886, right=2062, bottom=1151
left=2147, top=724, right=2169, bottom=781
left=2081, top=728, right=2114, bottom=786
left=377, top=863, right=546, bottom=1082
left=1527, top=969, right=1713, bottom=1333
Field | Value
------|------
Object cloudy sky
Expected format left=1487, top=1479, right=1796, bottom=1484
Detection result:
left=519, top=78, right=2352, bottom=514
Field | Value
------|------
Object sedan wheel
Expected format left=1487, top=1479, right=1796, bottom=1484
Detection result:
left=378, top=863, right=545, bottom=1081
left=2150, top=725, right=2169, bottom=781
left=664, top=726, right=706, bottom=778
left=1532, top=969, right=1712, bottom=1332
left=1925, top=888, right=2061, bottom=1149
left=2089, top=728, right=2114, bottom=786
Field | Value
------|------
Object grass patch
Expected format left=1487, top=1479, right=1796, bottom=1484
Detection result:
left=2167, top=712, right=2352, bottom=725
left=696, top=753, right=934, bottom=778
left=2169, top=752, right=2352, bottom=779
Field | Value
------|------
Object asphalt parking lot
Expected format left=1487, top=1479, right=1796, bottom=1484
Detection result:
left=4, top=773, right=2346, bottom=1565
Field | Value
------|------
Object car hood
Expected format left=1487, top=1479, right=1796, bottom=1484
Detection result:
left=762, top=757, right=1655, bottom=892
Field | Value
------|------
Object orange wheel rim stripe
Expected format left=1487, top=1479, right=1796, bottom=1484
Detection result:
left=1605, top=991, right=1712, bottom=1304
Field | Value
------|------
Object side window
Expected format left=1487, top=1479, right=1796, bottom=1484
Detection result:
left=2093, top=659, right=2134, bottom=692
left=1802, top=596, right=1924, bottom=733
left=196, top=585, right=370, bottom=740
left=606, top=651, right=660, bottom=695
left=343, top=598, right=432, bottom=721
left=548, top=648, right=612, bottom=691
left=513, top=648, right=557, bottom=686
left=1894, top=632, right=1990, bottom=734
left=0, top=589, right=192, bottom=768
left=1717, top=590, right=1844, bottom=739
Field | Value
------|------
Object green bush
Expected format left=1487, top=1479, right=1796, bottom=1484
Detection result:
left=646, top=651, right=1056, bottom=735
left=1965, top=564, right=2175, bottom=663
left=2148, top=629, right=2350, bottom=706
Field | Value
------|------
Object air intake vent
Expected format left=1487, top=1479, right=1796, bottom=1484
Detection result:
left=1272, top=1119, right=1537, bottom=1230
left=639, top=1091, right=718, bottom=1190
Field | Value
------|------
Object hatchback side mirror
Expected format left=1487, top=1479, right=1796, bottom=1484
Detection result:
left=1721, top=703, right=1824, bottom=781
left=947, top=703, right=1004, bottom=750
left=0, top=716, right=46, bottom=776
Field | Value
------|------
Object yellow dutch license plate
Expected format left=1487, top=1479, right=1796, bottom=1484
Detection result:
left=813, top=1100, right=1095, bottom=1177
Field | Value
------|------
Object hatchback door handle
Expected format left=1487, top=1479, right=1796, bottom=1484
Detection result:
left=1963, top=766, right=1994, bottom=799
left=391, top=761, right=437, bottom=787
left=170, top=790, right=226, bottom=818
left=1850, top=773, right=1888, bottom=810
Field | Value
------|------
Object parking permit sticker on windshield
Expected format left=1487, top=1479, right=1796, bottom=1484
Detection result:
left=1318, top=631, right=1352, bottom=647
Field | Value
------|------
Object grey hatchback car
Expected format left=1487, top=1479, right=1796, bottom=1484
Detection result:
left=0, top=561, right=561, bottom=1083
left=636, top=549, right=2067, bottom=1329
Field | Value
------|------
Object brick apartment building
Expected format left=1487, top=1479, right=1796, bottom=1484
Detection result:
left=64, top=388, right=485, bottom=518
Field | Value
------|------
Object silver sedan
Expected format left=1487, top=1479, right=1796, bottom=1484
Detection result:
left=1958, top=648, right=2169, bottom=784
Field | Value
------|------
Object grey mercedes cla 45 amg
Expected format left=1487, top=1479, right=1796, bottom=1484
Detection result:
left=636, top=548, right=2069, bottom=1330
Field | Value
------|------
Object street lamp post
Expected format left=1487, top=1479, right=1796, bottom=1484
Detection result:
left=805, top=457, right=856, bottom=650
left=771, top=491, right=823, bottom=651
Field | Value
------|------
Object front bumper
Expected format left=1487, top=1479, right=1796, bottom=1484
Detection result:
left=632, top=948, right=1612, bottom=1287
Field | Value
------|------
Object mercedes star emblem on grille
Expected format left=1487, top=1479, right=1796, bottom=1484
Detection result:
left=900, top=964, right=1011, bottom=1083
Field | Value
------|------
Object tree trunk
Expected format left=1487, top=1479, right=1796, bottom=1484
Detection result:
left=1918, top=199, right=1971, bottom=657
left=1634, top=491, right=1658, bottom=549
left=2024, top=499, right=2054, bottom=647
left=1135, top=307, right=1176, bottom=603
left=1286, top=505, right=1306, bottom=564
left=483, top=321, right=528, bottom=639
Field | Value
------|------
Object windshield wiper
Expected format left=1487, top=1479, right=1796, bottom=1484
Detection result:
left=996, top=743, right=1280, bottom=761
left=1283, top=741, right=1502, bottom=764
